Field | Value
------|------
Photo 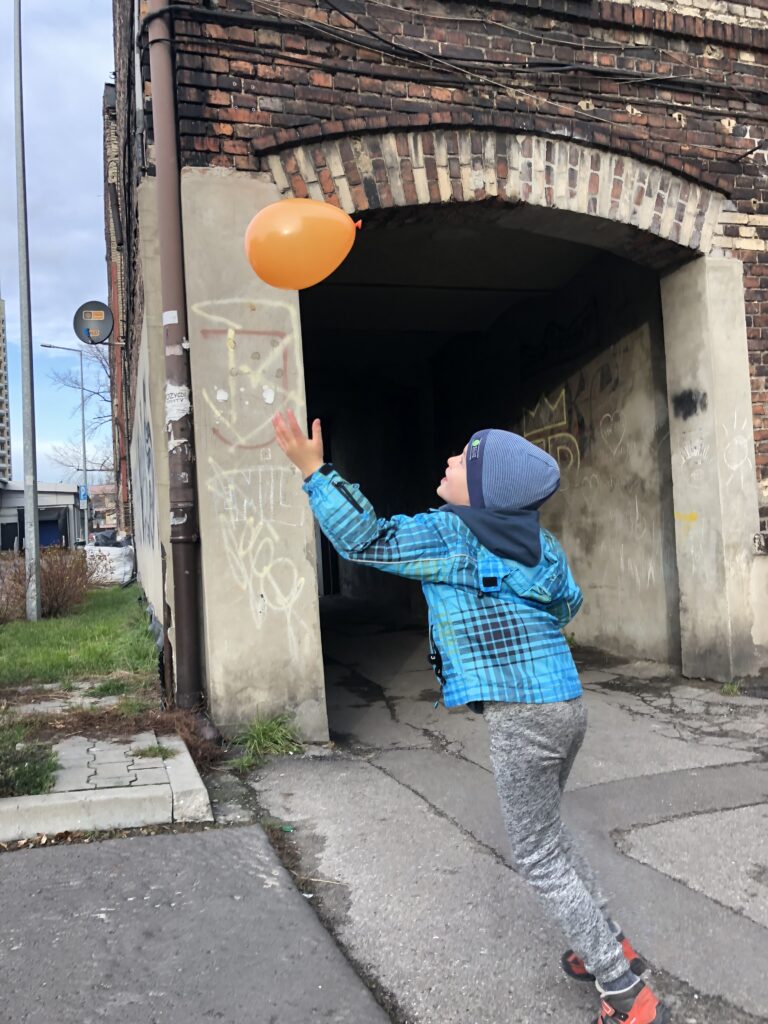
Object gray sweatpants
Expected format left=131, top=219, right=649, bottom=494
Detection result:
left=484, top=698, right=629, bottom=986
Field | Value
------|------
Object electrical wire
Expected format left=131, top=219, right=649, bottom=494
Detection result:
left=144, top=2, right=768, bottom=161
left=172, top=29, right=768, bottom=153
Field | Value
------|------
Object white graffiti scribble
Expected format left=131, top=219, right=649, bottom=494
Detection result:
left=679, top=436, right=711, bottom=486
left=192, top=297, right=305, bottom=451
left=721, top=411, right=753, bottom=492
left=207, top=458, right=307, bottom=653
left=189, top=297, right=312, bottom=650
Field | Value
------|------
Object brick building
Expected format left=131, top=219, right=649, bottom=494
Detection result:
left=103, top=84, right=132, bottom=535
left=110, top=0, right=768, bottom=735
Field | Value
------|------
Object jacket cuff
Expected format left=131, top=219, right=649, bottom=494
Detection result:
left=303, top=463, right=334, bottom=488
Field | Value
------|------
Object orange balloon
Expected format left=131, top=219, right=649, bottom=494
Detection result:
left=244, top=198, right=361, bottom=290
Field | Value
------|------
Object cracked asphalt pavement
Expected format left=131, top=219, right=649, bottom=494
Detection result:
left=252, top=603, right=768, bottom=1023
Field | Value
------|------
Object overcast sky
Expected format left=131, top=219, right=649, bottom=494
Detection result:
left=0, top=0, right=114, bottom=483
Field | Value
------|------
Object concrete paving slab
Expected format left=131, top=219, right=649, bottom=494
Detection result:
left=92, top=773, right=138, bottom=788
left=0, top=785, right=172, bottom=842
left=54, top=736, right=91, bottom=756
left=255, top=752, right=768, bottom=1020
left=254, top=756, right=591, bottom=1024
left=51, top=766, right=96, bottom=793
left=130, top=766, right=169, bottom=786
left=254, top=617, right=768, bottom=1021
left=88, top=747, right=131, bottom=766
left=622, top=803, right=768, bottom=928
left=0, top=826, right=390, bottom=1024
left=573, top=688, right=757, bottom=787
left=128, top=755, right=165, bottom=770
left=565, top=778, right=768, bottom=1017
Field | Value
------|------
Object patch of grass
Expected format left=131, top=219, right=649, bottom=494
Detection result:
left=58, top=681, right=76, bottom=693
left=115, top=695, right=153, bottom=717
left=230, top=714, right=303, bottom=772
left=0, top=716, right=58, bottom=798
left=132, top=743, right=177, bottom=760
left=0, top=586, right=157, bottom=688
left=88, top=679, right=130, bottom=698
left=721, top=680, right=742, bottom=696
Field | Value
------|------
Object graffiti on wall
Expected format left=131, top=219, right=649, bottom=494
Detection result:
left=133, top=373, right=158, bottom=550
left=722, top=412, right=753, bottom=492
left=190, top=298, right=309, bottom=649
left=523, top=389, right=582, bottom=472
left=520, top=340, right=678, bottom=606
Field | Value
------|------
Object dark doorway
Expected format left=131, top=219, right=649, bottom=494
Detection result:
left=300, top=201, right=682, bottom=731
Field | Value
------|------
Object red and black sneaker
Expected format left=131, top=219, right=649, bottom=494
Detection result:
left=562, top=932, right=647, bottom=983
left=594, top=978, right=670, bottom=1023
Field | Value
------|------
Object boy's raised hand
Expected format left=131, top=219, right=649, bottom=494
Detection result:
left=272, top=410, right=324, bottom=479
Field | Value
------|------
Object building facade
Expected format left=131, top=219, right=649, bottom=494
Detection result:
left=103, top=84, right=132, bottom=535
left=110, top=0, right=768, bottom=735
left=89, top=482, right=119, bottom=533
left=0, top=483, right=79, bottom=552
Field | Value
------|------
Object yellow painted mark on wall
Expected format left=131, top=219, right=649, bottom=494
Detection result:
left=674, top=512, right=698, bottom=524
left=675, top=511, right=698, bottom=538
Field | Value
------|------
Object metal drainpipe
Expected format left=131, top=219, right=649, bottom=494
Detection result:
left=146, top=0, right=202, bottom=710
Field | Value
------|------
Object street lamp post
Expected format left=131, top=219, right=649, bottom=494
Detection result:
left=42, top=343, right=88, bottom=542
left=14, top=0, right=41, bottom=619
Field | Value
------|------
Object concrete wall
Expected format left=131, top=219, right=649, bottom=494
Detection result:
left=180, top=167, right=328, bottom=739
left=535, top=321, right=679, bottom=664
left=131, top=181, right=170, bottom=621
left=519, top=266, right=680, bottom=664
left=661, top=257, right=768, bottom=680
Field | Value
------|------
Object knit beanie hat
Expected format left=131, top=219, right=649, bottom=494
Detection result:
left=465, top=429, right=560, bottom=510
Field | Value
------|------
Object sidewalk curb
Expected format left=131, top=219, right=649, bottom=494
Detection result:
left=0, top=785, right=172, bottom=842
left=162, top=736, right=214, bottom=822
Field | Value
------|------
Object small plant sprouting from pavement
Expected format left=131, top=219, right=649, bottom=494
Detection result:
left=89, top=679, right=130, bottom=698
left=721, top=680, right=742, bottom=696
left=229, top=714, right=304, bottom=772
left=0, top=715, right=58, bottom=798
left=132, top=744, right=177, bottom=760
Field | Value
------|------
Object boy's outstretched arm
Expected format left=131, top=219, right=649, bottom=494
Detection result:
left=273, top=411, right=465, bottom=582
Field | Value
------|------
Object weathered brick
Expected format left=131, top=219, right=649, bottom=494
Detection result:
left=116, top=0, right=768, bottom=474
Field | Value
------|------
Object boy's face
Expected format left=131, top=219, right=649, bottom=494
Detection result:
left=436, top=445, right=470, bottom=506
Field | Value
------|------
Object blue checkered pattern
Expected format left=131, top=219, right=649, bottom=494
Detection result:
left=303, top=467, right=583, bottom=707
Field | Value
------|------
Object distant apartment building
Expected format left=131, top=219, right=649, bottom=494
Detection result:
left=0, top=291, right=10, bottom=481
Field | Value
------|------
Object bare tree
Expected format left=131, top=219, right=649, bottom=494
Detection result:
left=49, top=438, right=115, bottom=482
left=48, top=344, right=112, bottom=436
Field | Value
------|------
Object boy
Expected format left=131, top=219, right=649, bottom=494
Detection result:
left=272, top=410, right=669, bottom=1024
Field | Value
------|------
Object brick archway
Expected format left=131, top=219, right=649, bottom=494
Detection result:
left=264, top=128, right=725, bottom=256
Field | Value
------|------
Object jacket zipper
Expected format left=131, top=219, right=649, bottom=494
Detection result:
left=334, top=480, right=364, bottom=513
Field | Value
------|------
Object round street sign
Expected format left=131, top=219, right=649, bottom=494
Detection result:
left=73, top=301, right=114, bottom=345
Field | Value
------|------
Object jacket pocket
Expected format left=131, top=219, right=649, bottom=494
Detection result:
left=334, top=480, right=364, bottom=513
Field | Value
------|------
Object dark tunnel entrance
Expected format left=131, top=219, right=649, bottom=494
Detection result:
left=299, top=201, right=685, bottom=733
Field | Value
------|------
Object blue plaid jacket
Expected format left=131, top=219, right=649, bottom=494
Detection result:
left=303, top=465, right=583, bottom=707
